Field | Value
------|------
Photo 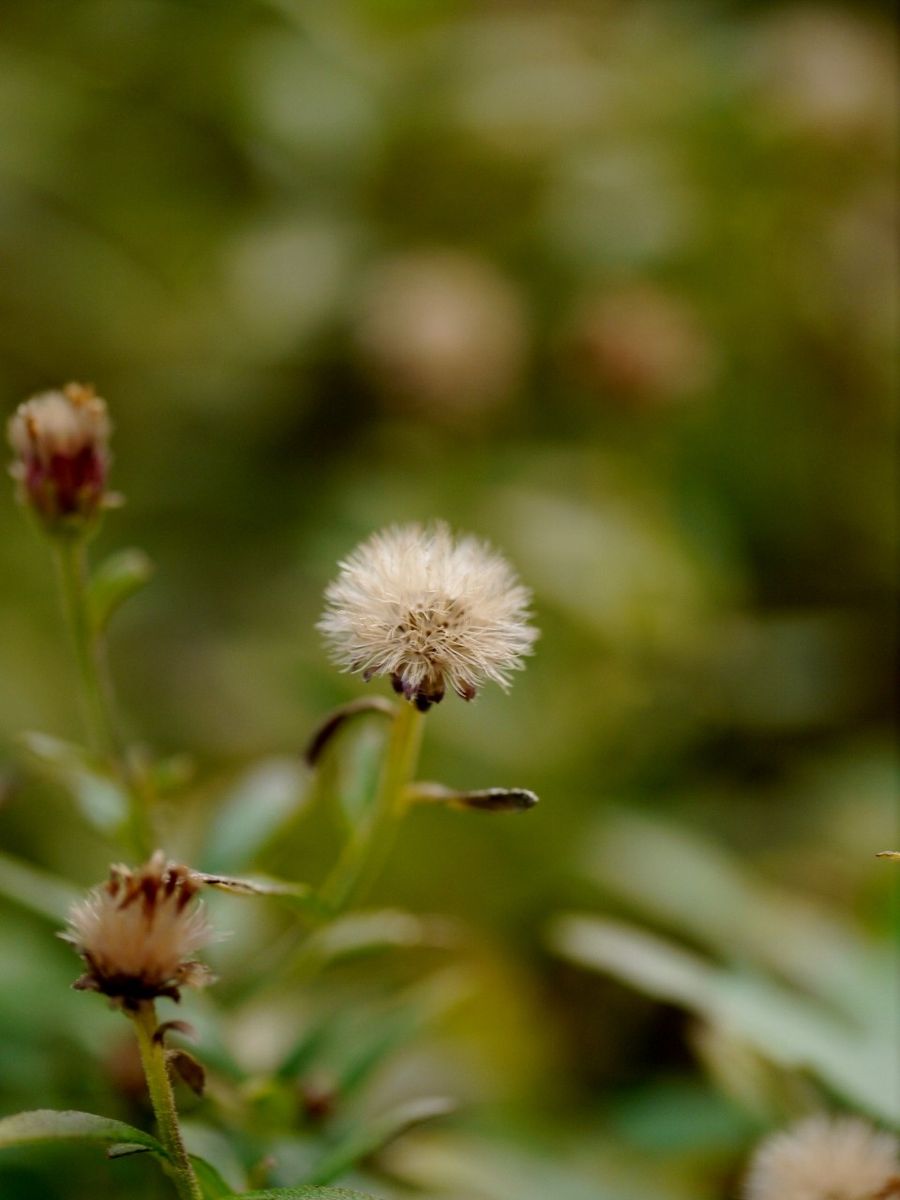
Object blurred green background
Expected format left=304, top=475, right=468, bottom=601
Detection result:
left=0, top=2, right=897, bottom=1198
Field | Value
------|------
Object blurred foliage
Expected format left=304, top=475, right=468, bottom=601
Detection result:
left=0, top=0, right=897, bottom=1197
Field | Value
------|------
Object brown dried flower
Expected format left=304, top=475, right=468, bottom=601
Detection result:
left=62, top=852, right=215, bottom=1009
left=7, top=383, right=112, bottom=528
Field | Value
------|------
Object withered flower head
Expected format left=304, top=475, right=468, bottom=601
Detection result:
left=318, top=522, right=537, bottom=711
left=743, top=1115, right=900, bottom=1200
left=7, top=383, right=112, bottom=528
left=62, top=852, right=214, bottom=1009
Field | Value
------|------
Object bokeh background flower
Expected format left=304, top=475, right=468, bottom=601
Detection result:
left=0, top=2, right=896, bottom=1198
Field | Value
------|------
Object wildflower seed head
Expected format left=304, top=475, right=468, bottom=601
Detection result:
left=63, top=852, right=215, bottom=1009
left=7, top=383, right=112, bottom=529
left=318, top=522, right=537, bottom=710
left=743, top=1115, right=900, bottom=1200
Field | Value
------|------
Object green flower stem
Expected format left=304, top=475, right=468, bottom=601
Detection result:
left=318, top=700, right=425, bottom=913
left=131, top=1002, right=202, bottom=1200
left=53, top=536, right=153, bottom=859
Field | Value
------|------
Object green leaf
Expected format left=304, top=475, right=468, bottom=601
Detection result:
left=550, top=914, right=900, bottom=1125
left=17, top=731, right=127, bottom=835
left=199, top=759, right=308, bottom=875
left=0, top=1109, right=168, bottom=1159
left=191, top=1154, right=235, bottom=1199
left=232, top=1190, right=377, bottom=1199
left=305, top=909, right=459, bottom=969
left=88, top=547, right=154, bottom=633
left=0, top=851, right=80, bottom=923
left=198, top=872, right=326, bottom=917
left=304, top=1096, right=454, bottom=1186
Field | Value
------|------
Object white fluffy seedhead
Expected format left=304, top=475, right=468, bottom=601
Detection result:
left=318, top=522, right=537, bottom=710
left=63, top=852, right=214, bottom=1008
left=743, top=1115, right=900, bottom=1200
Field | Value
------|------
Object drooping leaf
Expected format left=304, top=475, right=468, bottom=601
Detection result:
left=304, top=909, right=459, bottom=969
left=0, top=1109, right=168, bottom=1158
left=305, top=698, right=395, bottom=766
left=16, top=731, right=127, bottom=835
left=88, top=547, right=155, bottom=633
left=191, top=1154, right=235, bottom=1199
left=199, top=759, right=308, bottom=875
left=231, top=1190, right=378, bottom=1199
left=550, top=914, right=900, bottom=1124
left=0, top=850, right=80, bottom=923
left=199, top=872, right=326, bottom=917
left=303, top=1096, right=455, bottom=1186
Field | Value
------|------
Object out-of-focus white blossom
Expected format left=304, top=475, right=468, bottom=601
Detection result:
left=743, top=1114, right=900, bottom=1200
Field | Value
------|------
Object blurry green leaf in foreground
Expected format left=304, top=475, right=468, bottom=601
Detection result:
left=234, top=1190, right=377, bottom=1198
left=199, top=758, right=309, bottom=875
left=550, top=914, right=899, bottom=1124
left=580, top=810, right=889, bottom=1020
left=0, top=850, right=79, bottom=923
left=0, top=1109, right=167, bottom=1158
left=303, top=1095, right=455, bottom=1185
left=88, top=548, right=154, bottom=634
left=190, top=1153, right=235, bottom=1199
left=16, top=731, right=127, bottom=835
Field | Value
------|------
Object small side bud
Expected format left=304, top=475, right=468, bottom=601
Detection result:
left=7, top=383, right=114, bottom=533
left=167, top=1048, right=206, bottom=1096
left=304, top=696, right=396, bottom=765
left=407, top=782, right=539, bottom=813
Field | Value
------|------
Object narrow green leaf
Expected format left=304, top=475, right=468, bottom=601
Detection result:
left=304, top=1096, right=455, bottom=1186
left=88, top=547, right=154, bottom=633
left=0, top=851, right=80, bottom=923
left=232, top=1190, right=377, bottom=1199
left=199, top=872, right=327, bottom=917
left=17, top=731, right=127, bottom=835
left=305, top=910, right=459, bottom=968
left=550, top=914, right=900, bottom=1124
left=191, top=1154, right=234, bottom=1199
left=0, top=1109, right=168, bottom=1159
left=199, top=759, right=308, bottom=875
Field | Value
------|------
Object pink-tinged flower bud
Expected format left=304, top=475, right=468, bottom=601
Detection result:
left=62, top=852, right=215, bottom=1010
left=7, top=383, right=112, bottom=529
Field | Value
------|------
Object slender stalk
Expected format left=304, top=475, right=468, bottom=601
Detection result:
left=131, top=1002, right=202, bottom=1200
left=318, top=700, right=425, bottom=913
left=53, top=536, right=153, bottom=858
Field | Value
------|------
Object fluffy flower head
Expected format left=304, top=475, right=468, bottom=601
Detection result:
left=63, top=852, right=214, bottom=1008
left=318, top=522, right=537, bottom=710
left=8, top=382, right=111, bottom=526
left=744, top=1115, right=900, bottom=1200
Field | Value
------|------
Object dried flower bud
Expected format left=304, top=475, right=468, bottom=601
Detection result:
left=319, top=523, right=537, bottom=711
left=62, top=852, right=215, bottom=1009
left=743, top=1115, right=900, bottom=1200
left=7, top=383, right=112, bottom=529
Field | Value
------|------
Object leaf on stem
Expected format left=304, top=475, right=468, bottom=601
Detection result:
left=168, top=1048, right=206, bottom=1096
left=88, top=548, right=155, bottom=634
left=0, top=850, right=81, bottom=924
left=304, top=698, right=396, bottom=766
left=199, top=759, right=308, bottom=875
left=231, top=1190, right=378, bottom=1199
left=17, top=730, right=127, bottom=834
left=191, top=1155, right=235, bottom=1199
left=406, top=783, right=539, bottom=813
left=198, top=872, right=327, bottom=917
left=303, top=1095, right=456, bottom=1186
left=305, top=910, right=460, bottom=967
left=0, top=1109, right=168, bottom=1159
